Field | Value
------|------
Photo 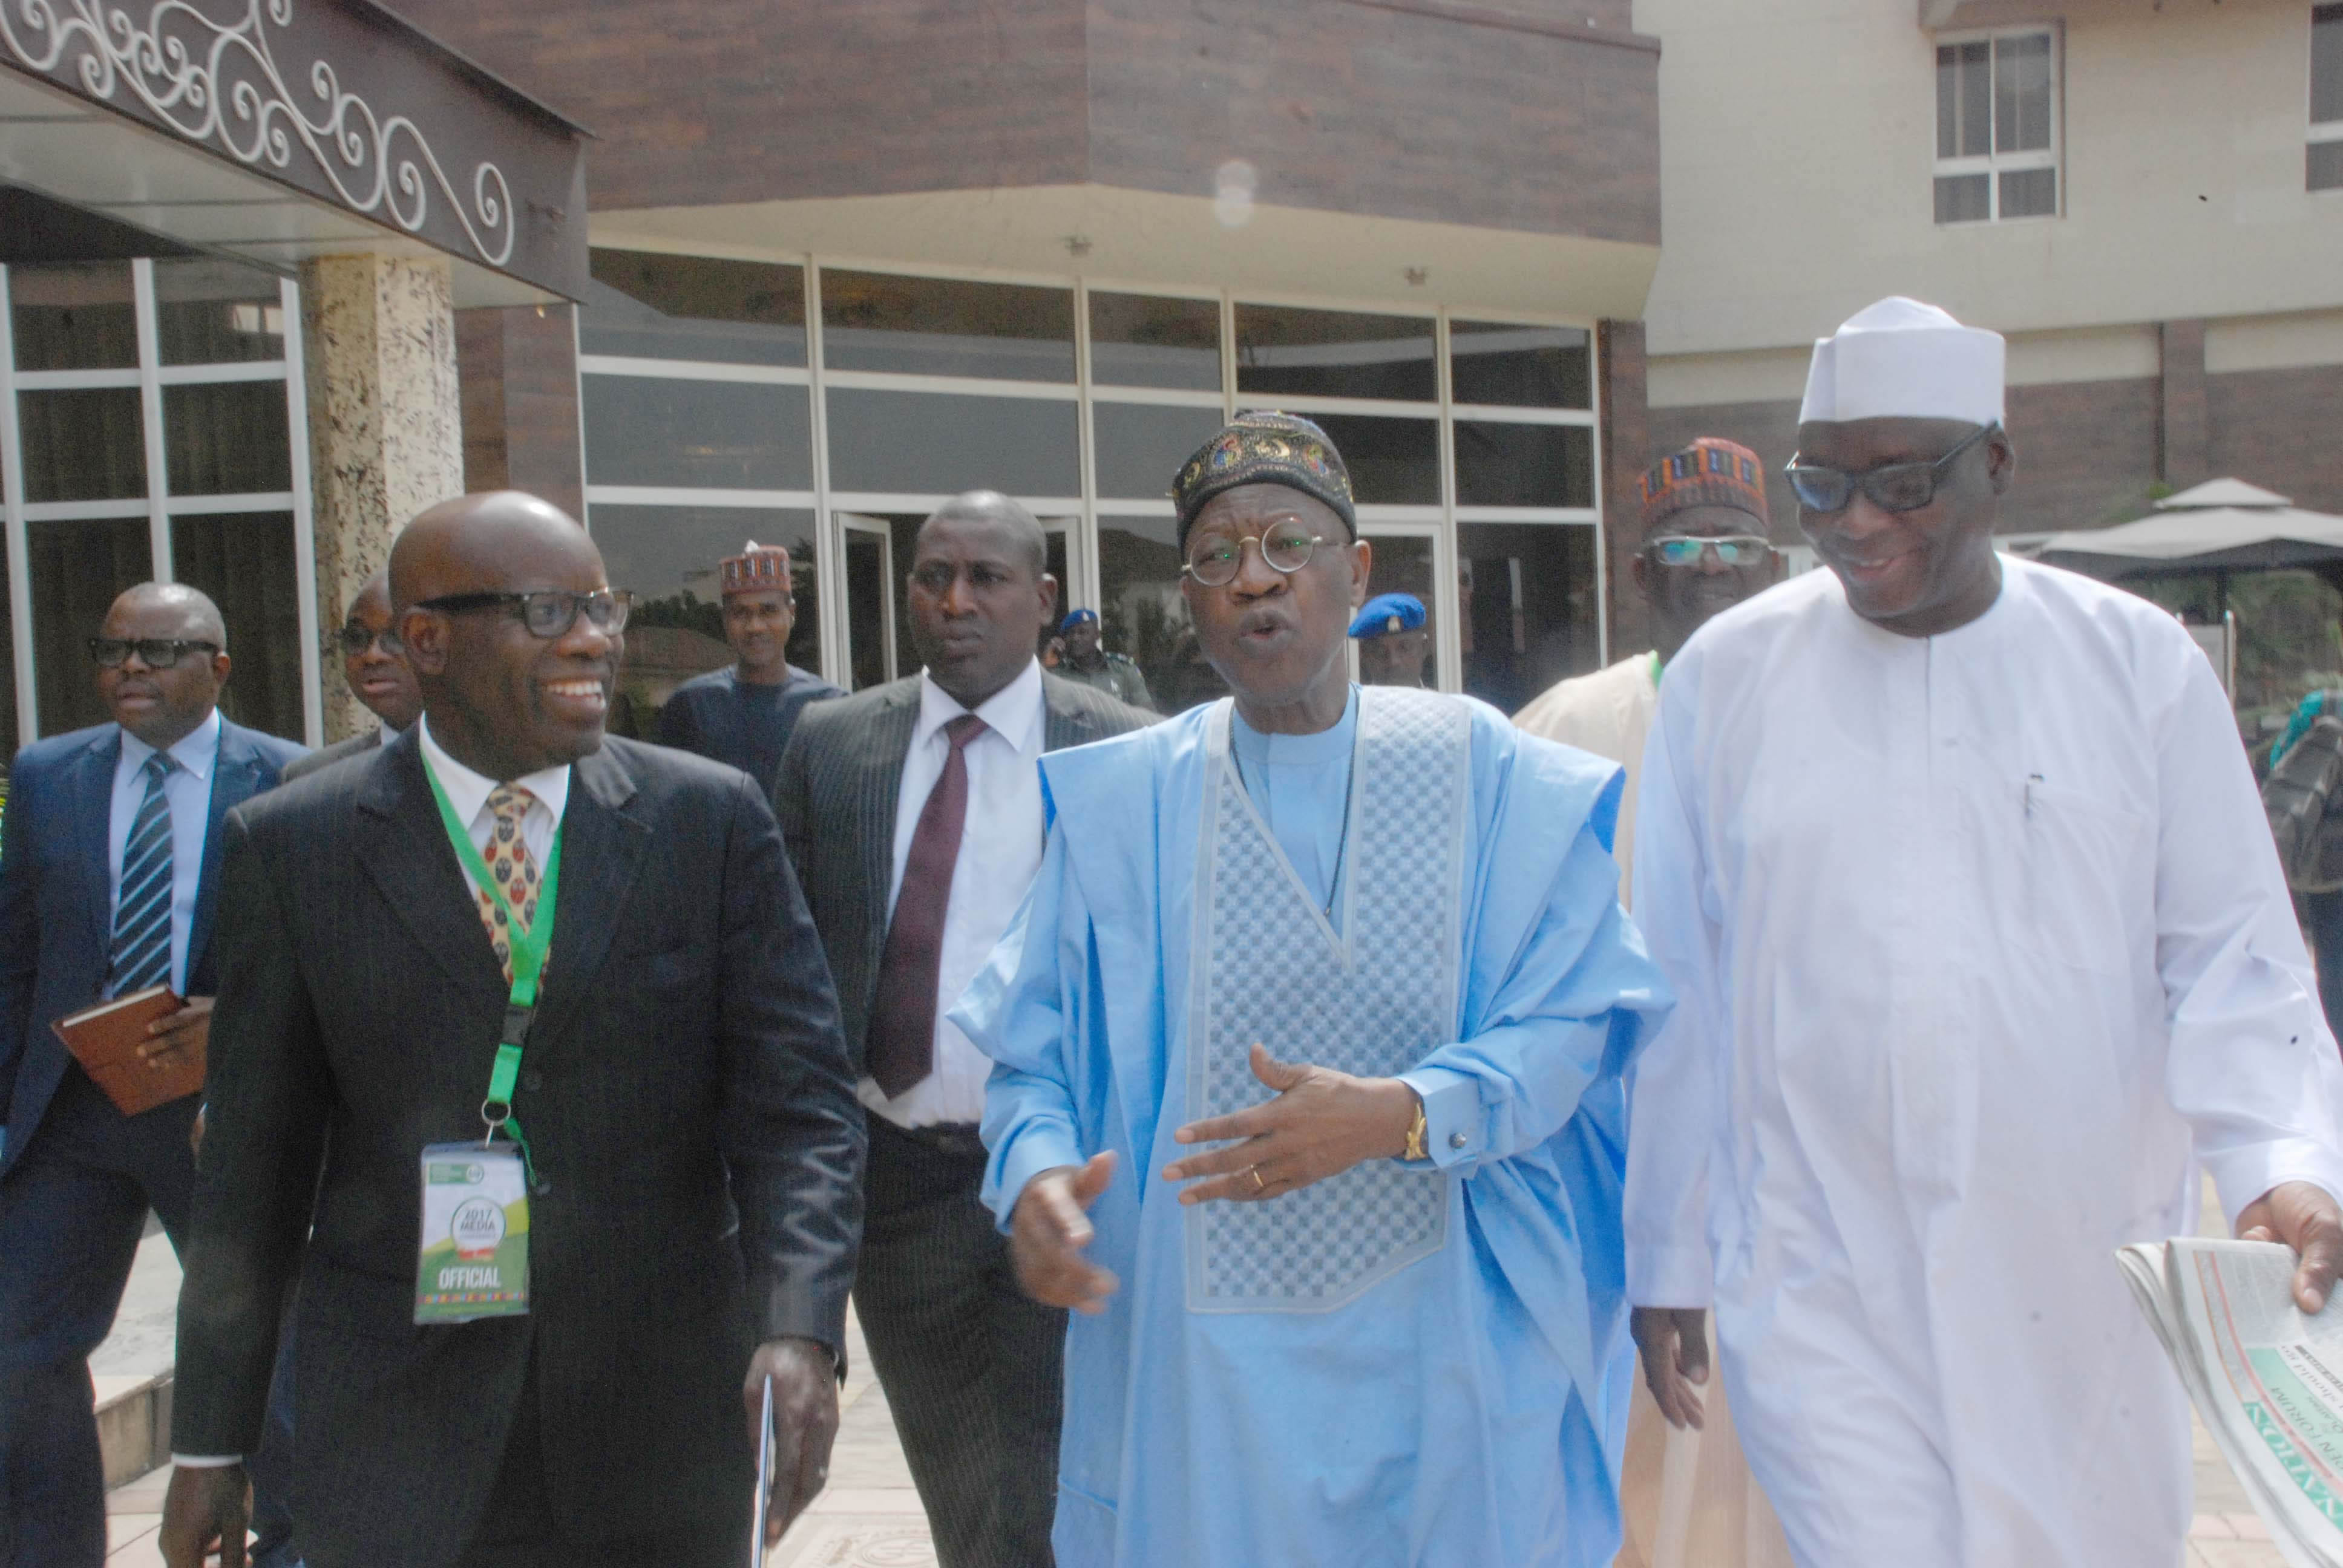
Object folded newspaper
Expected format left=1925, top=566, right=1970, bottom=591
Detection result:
left=2120, top=1238, right=2343, bottom=1568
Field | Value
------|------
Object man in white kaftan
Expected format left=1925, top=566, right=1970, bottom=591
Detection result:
left=1627, top=298, right=2343, bottom=1568
left=957, top=413, right=1672, bottom=1567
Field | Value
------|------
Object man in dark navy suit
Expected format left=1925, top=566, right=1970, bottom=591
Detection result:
left=0, top=582, right=304, bottom=1567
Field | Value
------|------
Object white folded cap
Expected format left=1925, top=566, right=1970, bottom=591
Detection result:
left=1799, top=296, right=2005, bottom=426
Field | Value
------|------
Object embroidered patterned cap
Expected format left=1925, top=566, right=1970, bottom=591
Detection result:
left=1639, top=437, right=1771, bottom=532
left=718, top=541, right=793, bottom=596
left=1172, top=411, right=1357, bottom=543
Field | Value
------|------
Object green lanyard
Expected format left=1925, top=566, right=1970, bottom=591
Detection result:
left=422, top=760, right=563, bottom=1171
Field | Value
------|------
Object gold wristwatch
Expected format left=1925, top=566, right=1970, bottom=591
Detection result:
left=1403, top=1093, right=1428, bottom=1162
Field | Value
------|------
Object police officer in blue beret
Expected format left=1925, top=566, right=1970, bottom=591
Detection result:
left=1349, top=592, right=1430, bottom=688
left=1052, top=607, right=1156, bottom=711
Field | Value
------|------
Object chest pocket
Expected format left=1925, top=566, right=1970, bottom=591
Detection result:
left=2013, top=777, right=2151, bottom=976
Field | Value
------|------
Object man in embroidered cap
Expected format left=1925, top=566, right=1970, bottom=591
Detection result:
left=1053, top=607, right=1156, bottom=711
left=1348, top=592, right=1430, bottom=688
left=1626, top=299, right=2343, bottom=1567
left=953, top=411, right=1671, bottom=1566
left=654, top=541, right=841, bottom=794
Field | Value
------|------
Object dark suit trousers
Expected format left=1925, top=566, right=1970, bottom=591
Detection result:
left=854, top=1115, right=1063, bottom=1568
left=0, top=1069, right=198, bottom=1568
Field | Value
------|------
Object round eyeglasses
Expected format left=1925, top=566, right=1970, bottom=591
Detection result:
left=1182, top=529, right=1331, bottom=589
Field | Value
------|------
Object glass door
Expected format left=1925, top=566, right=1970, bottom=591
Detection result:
left=1355, top=522, right=1447, bottom=691
left=838, top=512, right=898, bottom=690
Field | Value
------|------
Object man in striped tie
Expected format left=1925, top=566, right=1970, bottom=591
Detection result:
left=0, top=582, right=304, bottom=1567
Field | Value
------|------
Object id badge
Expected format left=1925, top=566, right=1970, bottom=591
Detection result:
left=415, top=1142, right=530, bottom=1323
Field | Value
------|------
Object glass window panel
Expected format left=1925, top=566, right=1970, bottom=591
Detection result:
left=1457, top=522, right=1597, bottom=714
left=1305, top=413, right=1438, bottom=506
left=1097, top=513, right=1226, bottom=714
left=2317, top=5, right=2343, bottom=125
left=1358, top=533, right=1437, bottom=688
left=841, top=513, right=922, bottom=692
left=18, top=388, right=146, bottom=502
left=579, top=251, right=807, bottom=367
left=10, top=263, right=137, bottom=371
left=1936, top=46, right=1961, bottom=159
left=163, top=382, right=292, bottom=495
left=1449, top=322, right=1591, bottom=410
left=1089, top=292, right=1222, bottom=391
left=1935, top=174, right=1990, bottom=225
left=1957, top=41, right=1991, bottom=157
left=582, top=376, right=813, bottom=490
left=169, top=511, right=303, bottom=743
left=821, top=271, right=1075, bottom=382
left=153, top=259, right=285, bottom=365
left=0, top=539, right=16, bottom=771
left=1233, top=304, right=1437, bottom=403
left=825, top=388, right=1079, bottom=496
left=1994, top=34, right=2053, bottom=154
left=1093, top=400, right=1226, bottom=501
left=2313, top=140, right=2343, bottom=192
left=1455, top=422, right=1594, bottom=509
left=589, top=505, right=821, bottom=730
left=1998, top=168, right=2057, bottom=219
left=30, top=516, right=150, bottom=737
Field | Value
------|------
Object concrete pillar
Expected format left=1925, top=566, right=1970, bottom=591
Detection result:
left=1598, top=319, right=1652, bottom=662
left=299, top=253, right=464, bottom=740
left=2159, top=319, right=2209, bottom=493
left=456, top=303, right=585, bottom=522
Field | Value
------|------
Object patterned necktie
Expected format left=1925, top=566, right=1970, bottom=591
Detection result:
left=473, top=783, right=543, bottom=986
left=108, top=753, right=179, bottom=996
left=867, top=713, right=988, bottom=1099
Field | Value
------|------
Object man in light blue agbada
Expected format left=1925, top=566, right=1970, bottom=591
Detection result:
left=952, top=413, right=1672, bottom=1567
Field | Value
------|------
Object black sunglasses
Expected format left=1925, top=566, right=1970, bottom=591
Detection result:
left=1784, top=422, right=1999, bottom=515
left=90, top=637, right=219, bottom=670
left=414, top=589, right=632, bottom=639
left=333, top=626, right=401, bottom=656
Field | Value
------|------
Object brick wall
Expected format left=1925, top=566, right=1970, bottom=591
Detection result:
left=456, top=305, right=585, bottom=522
left=2208, top=364, right=2343, bottom=516
left=1599, top=320, right=1652, bottom=656
left=386, top=0, right=1657, bottom=242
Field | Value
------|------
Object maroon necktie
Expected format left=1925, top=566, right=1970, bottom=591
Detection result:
left=868, top=713, right=988, bottom=1099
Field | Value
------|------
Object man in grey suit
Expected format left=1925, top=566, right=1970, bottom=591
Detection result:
left=279, top=570, right=421, bottom=784
left=773, top=492, right=1153, bottom=1567
left=161, top=492, right=864, bottom=1568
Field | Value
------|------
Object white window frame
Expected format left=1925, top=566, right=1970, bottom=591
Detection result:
left=1932, top=25, right=2062, bottom=224
left=2312, top=4, right=2343, bottom=189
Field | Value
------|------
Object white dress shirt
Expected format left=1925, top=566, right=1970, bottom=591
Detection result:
left=863, top=658, right=1047, bottom=1129
left=108, top=708, right=221, bottom=999
left=416, top=714, right=572, bottom=898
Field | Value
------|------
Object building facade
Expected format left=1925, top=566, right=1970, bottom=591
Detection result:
left=385, top=0, right=1666, bottom=718
left=1634, top=0, right=2343, bottom=564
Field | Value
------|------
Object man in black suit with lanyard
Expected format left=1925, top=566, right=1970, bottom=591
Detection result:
left=774, top=491, right=1152, bottom=1567
left=161, top=492, right=863, bottom=1568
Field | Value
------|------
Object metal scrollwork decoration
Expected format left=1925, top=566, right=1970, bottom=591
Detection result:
left=1, top=0, right=515, bottom=266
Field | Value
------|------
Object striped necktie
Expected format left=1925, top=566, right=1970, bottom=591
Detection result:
left=109, top=752, right=179, bottom=996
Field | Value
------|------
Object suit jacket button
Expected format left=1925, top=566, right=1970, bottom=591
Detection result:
left=1448, top=1131, right=1467, bottom=1151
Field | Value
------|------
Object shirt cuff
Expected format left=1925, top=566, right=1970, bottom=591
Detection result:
left=1627, top=1238, right=1717, bottom=1309
left=989, top=1117, right=1085, bottom=1234
left=171, top=1454, right=243, bottom=1468
left=1398, top=1067, right=1482, bottom=1170
left=2201, top=1139, right=2343, bottom=1233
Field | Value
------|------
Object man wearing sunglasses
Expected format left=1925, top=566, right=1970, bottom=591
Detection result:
left=1627, top=298, right=2343, bottom=1568
left=0, top=582, right=304, bottom=1567
left=160, top=491, right=864, bottom=1568
left=279, top=570, right=422, bottom=785
left=956, top=413, right=1670, bottom=1566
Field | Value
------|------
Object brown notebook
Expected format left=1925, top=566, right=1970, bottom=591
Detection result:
left=51, top=986, right=201, bottom=1116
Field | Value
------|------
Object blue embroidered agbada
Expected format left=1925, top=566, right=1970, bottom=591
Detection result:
left=952, top=685, right=1671, bottom=1567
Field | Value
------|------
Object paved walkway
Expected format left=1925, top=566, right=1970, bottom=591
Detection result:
left=96, top=1179, right=2286, bottom=1566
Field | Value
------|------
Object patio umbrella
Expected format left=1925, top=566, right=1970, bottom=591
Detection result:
left=2034, top=480, right=2343, bottom=596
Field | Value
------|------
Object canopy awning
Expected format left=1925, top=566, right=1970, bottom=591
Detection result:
left=2034, top=480, right=2343, bottom=583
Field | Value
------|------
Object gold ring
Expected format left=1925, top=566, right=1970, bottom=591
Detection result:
left=1248, top=1166, right=1266, bottom=1193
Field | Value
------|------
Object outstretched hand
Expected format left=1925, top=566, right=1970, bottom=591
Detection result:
left=2236, top=1180, right=2343, bottom=1313
left=1631, top=1306, right=1711, bottom=1431
left=1164, top=1042, right=1418, bottom=1203
left=1011, top=1152, right=1118, bottom=1313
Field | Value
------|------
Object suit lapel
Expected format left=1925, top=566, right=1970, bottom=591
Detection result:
left=526, top=746, right=648, bottom=1054
left=354, top=734, right=510, bottom=1002
left=189, top=720, right=257, bottom=981
left=72, top=730, right=122, bottom=960
left=855, top=686, right=920, bottom=982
